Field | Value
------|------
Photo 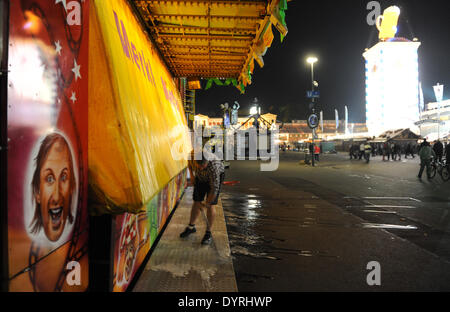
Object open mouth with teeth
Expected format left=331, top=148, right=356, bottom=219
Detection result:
left=49, top=207, right=63, bottom=229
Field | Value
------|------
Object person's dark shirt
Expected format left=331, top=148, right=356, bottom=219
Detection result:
left=194, top=153, right=224, bottom=198
left=444, top=144, right=450, bottom=160
left=433, top=141, right=444, bottom=155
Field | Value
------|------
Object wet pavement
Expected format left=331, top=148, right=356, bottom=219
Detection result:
left=133, top=188, right=237, bottom=292
left=221, top=152, right=450, bottom=291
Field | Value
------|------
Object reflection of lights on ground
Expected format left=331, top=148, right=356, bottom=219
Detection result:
left=245, top=199, right=261, bottom=221
left=361, top=223, right=417, bottom=230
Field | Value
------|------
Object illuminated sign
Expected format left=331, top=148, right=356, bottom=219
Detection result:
left=376, top=6, right=400, bottom=41
left=308, top=114, right=319, bottom=129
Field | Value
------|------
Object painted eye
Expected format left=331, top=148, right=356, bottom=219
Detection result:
left=46, top=175, right=55, bottom=184
left=61, top=172, right=68, bottom=182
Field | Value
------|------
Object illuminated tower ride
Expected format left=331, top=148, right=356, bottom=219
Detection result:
left=363, top=6, right=421, bottom=136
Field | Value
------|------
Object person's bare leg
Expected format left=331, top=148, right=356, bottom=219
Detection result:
left=180, top=201, right=203, bottom=238
left=189, top=201, right=203, bottom=225
left=206, top=205, right=216, bottom=232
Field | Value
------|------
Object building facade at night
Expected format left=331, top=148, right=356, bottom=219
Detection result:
left=194, top=113, right=278, bottom=131
left=278, top=120, right=368, bottom=145
left=417, top=99, right=450, bottom=141
left=194, top=114, right=368, bottom=147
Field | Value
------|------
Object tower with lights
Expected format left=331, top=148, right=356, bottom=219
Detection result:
left=363, top=6, right=421, bottom=136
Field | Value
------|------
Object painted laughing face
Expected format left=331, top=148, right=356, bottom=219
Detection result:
left=30, top=133, right=75, bottom=242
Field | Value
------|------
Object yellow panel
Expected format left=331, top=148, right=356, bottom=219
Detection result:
left=89, top=0, right=191, bottom=215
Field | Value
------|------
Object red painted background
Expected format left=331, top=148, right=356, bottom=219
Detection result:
left=7, top=0, right=89, bottom=292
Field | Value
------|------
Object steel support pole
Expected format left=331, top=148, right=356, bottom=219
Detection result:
left=311, top=62, right=315, bottom=167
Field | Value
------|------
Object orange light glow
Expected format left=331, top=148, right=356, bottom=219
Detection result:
left=23, top=11, right=41, bottom=34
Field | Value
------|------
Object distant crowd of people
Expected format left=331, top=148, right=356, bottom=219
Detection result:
left=349, top=139, right=450, bottom=179
left=349, top=141, right=373, bottom=162
left=349, top=140, right=449, bottom=163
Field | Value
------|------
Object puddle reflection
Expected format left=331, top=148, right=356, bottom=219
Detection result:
left=361, top=223, right=417, bottom=230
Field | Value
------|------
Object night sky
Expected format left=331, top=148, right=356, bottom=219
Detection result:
left=194, top=0, right=450, bottom=123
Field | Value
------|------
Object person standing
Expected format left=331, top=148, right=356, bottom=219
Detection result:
left=359, top=142, right=365, bottom=160
left=405, top=143, right=412, bottom=159
left=445, top=142, right=450, bottom=164
left=180, top=152, right=225, bottom=245
left=419, top=139, right=428, bottom=153
left=364, top=141, right=372, bottom=163
left=371, top=143, right=376, bottom=157
left=384, top=141, right=391, bottom=161
left=349, top=144, right=355, bottom=159
left=390, top=141, right=396, bottom=161
left=418, top=141, right=436, bottom=180
left=433, top=140, right=444, bottom=163
left=394, top=143, right=401, bottom=161
left=314, top=144, right=320, bottom=162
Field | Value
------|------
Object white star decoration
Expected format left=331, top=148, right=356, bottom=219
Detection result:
left=72, top=59, right=81, bottom=81
left=70, top=92, right=77, bottom=104
left=54, top=40, right=62, bottom=55
left=55, top=0, right=67, bottom=11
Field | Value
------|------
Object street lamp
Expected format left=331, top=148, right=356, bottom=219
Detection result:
left=249, top=97, right=261, bottom=116
left=306, top=56, right=318, bottom=166
left=307, top=57, right=318, bottom=91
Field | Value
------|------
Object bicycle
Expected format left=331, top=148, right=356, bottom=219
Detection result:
left=438, top=157, right=449, bottom=182
left=430, top=157, right=450, bottom=181
left=429, top=160, right=437, bottom=179
left=441, top=164, right=450, bottom=181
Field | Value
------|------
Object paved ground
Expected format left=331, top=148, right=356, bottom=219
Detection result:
left=221, top=152, right=450, bottom=291
left=132, top=188, right=237, bottom=292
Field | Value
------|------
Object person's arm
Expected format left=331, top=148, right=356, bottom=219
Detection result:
left=187, top=161, right=195, bottom=186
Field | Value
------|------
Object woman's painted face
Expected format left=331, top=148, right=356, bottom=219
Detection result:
left=36, top=141, right=73, bottom=242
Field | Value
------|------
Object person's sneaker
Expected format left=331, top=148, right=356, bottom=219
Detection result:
left=180, top=226, right=196, bottom=238
left=201, top=231, right=212, bottom=245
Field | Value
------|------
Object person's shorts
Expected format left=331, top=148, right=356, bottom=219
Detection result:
left=193, top=172, right=225, bottom=205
